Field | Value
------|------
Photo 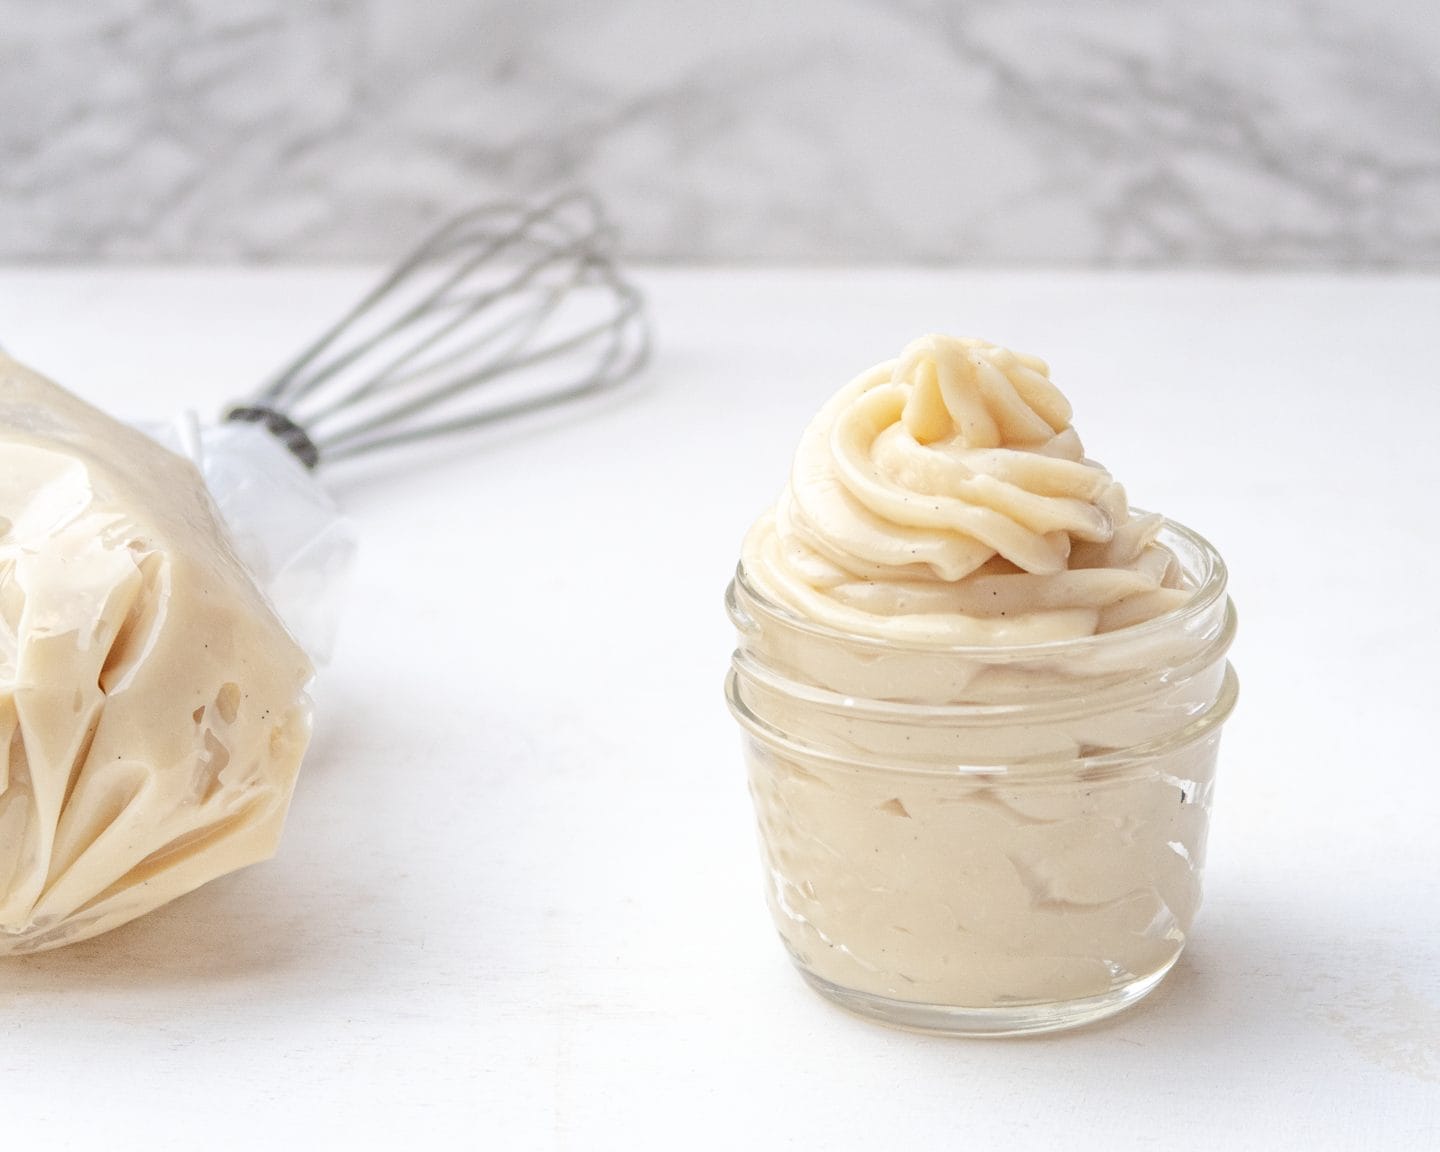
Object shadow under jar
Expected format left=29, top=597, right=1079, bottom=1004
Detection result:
left=725, top=519, right=1238, bottom=1037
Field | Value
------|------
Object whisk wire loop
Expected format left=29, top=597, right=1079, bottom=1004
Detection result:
left=234, top=191, right=649, bottom=467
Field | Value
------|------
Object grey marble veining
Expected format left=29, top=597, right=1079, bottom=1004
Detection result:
left=2, top=0, right=1437, bottom=265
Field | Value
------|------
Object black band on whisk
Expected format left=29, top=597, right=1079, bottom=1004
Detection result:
left=225, top=405, right=322, bottom=470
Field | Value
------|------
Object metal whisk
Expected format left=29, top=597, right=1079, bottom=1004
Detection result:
left=227, top=191, right=650, bottom=469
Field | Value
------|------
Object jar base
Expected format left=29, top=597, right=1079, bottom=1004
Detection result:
left=793, top=952, right=1181, bottom=1037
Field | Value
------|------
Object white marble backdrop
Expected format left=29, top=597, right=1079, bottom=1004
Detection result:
left=2, top=0, right=1437, bottom=265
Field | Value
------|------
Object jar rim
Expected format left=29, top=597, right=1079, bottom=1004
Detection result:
left=730, top=513, right=1229, bottom=661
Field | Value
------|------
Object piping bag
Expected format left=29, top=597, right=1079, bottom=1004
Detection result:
left=0, top=195, right=648, bottom=954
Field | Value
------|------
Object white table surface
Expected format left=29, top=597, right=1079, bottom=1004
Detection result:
left=1, top=268, right=1437, bottom=1150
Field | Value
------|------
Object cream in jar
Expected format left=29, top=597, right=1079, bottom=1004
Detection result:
left=726, top=335, right=1237, bottom=1034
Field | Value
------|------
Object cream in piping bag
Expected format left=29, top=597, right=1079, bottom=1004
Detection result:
left=0, top=355, right=312, bottom=954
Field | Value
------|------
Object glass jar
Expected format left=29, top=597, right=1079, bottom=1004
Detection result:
left=725, top=519, right=1238, bottom=1036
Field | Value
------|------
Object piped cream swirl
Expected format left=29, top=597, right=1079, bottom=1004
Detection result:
left=744, top=335, right=1190, bottom=644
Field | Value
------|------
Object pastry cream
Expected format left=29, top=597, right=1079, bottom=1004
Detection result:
left=0, top=355, right=312, bottom=955
left=744, top=334, right=1189, bottom=645
left=728, top=335, right=1237, bottom=1030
